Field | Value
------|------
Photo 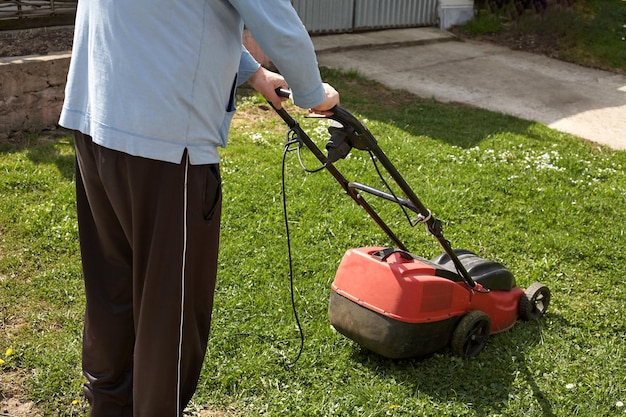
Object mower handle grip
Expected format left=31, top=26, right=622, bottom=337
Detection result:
left=273, top=88, right=364, bottom=133
left=275, top=87, right=343, bottom=115
left=275, top=87, right=291, bottom=98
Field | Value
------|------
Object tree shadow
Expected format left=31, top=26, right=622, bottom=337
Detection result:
left=366, top=102, right=543, bottom=149
left=326, top=74, right=544, bottom=149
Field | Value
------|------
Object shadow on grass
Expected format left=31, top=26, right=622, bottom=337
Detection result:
left=351, top=316, right=557, bottom=417
left=0, top=129, right=75, bottom=182
left=361, top=102, right=542, bottom=149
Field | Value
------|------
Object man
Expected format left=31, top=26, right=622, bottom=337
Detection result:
left=59, top=0, right=339, bottom=416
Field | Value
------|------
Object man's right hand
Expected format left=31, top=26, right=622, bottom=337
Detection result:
left=310, top=83, right=340, bottom=116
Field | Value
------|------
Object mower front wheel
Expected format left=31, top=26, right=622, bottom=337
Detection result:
left=451, top=310, right=491, bottom=358
left=519, top=282, right=551, bottom=321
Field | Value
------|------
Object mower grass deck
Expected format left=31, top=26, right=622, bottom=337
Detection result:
left=328, top=247, right=547, bottom=359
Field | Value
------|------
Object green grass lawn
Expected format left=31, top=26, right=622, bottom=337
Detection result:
left=1, top=69, right=625, bottom=416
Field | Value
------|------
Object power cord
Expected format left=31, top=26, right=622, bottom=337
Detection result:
left=230, top=128, right=317, bottom=367
left=279, top=128, right=307, bottom=366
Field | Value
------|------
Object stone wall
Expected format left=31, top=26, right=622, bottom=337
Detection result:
left=0, top=52, right=70, bottom=140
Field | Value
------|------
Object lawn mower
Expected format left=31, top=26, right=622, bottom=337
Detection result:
left=272, top=89, right=550, bottom=359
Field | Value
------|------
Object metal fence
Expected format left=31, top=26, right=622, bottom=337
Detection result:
left=353, top=0, right=438, bottom=30
left=0, top=0, right=77, bottom=29
left=292, top=0, right=438, bottom=33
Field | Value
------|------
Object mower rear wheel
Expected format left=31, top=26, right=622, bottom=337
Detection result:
left=519, top=282, right=551, bottom=321
left=451, top=310, right=491, bottom=358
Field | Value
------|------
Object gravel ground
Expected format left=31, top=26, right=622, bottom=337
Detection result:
left=0, top=26, right=74, bottom=58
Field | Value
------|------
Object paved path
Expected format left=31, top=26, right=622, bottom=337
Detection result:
left=312, top=28, right=626, bottom=150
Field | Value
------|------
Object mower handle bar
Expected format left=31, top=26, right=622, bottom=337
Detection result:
left=348, top=182, right=419, bottom=214
left=271, top=88, right=476, bottom=288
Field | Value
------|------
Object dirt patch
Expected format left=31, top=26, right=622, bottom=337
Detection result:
left=0, top=371, right=41, bottom=417
left=450, top=26, right=562, bottom=58
left=1, top=397, right=40, bottom=417
left=199, top=407, right=240, bottom=417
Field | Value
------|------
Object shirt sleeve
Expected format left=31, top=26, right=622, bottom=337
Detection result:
left=228, top=0, right=325, bottom=109
left=237, top=45, right=261, bottom=86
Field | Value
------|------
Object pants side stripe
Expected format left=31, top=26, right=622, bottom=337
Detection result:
left=176, top=154, right=190, bottom=417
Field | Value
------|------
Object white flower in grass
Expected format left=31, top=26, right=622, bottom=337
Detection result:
left=565, top=383, right=575, bottom=390
left=616, top=401, right=624, bottom=408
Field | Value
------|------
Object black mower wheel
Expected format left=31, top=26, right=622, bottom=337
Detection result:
left=451, top=310, right=491, bottom=358
left=519, top=282, right=551, bottom=321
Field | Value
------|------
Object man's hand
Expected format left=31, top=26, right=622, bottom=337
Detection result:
left=309, top=83, right=340, bottom=116
left=247, top=67, right=340, bottom=114
left=247, top=67, right=289, bottom=109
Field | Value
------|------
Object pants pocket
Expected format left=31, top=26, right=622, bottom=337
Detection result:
left=202, top=164, right=222, bottom=222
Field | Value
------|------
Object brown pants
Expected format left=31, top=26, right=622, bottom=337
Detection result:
left=74, top=132, right=221, bottom=417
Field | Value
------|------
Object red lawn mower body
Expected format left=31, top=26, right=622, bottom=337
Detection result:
left=329, top=247, right=525, bottom=358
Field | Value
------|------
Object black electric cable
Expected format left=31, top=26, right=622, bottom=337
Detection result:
left=230, top=128, right=311, bottom=367
left=280, top=129, right=306, bottom=366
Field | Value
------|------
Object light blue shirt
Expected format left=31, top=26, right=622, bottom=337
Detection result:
left=59, top=0, right=325, bottom=164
